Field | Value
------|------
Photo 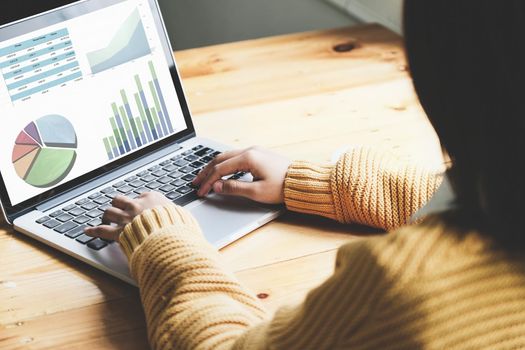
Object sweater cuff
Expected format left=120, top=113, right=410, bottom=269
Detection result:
left=283, top=161, right=338, bottom=220
left=119, top=204, right=200, bottom=260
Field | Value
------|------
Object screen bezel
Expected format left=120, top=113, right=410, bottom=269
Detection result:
left=0, top=0, right=196, bottom=221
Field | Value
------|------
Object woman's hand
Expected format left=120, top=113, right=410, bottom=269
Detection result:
left=85, top=191, right=172, bottom=241
left=193, top=146, right=291, bottom=204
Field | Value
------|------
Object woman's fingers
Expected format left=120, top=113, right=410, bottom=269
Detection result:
left=84, top=225, right=121, bottom=241
left=213, top=180, right=262, bottom=201
left=193, top=149, right=244, bottom=186
left=101, top=206, right=132, bottom=226
left=196, top=154, right=250, bottom=196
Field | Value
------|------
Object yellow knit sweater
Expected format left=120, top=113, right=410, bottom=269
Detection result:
left=119, top=148, right=525, bottom=349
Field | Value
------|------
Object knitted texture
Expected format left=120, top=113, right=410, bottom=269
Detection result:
left=119, top=149, right=525, bottom=349
left=121, top=212, right=525, bottom=349
left=285, top=148, right=443, bottom=230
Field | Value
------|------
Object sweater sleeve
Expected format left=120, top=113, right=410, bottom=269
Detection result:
left=119, top=205, right=391, bottom=350
left=284, top=147, right=443, bottom=230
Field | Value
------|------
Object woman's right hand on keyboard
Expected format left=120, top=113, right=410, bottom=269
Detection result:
left=193, top=146, right=291, bottom=204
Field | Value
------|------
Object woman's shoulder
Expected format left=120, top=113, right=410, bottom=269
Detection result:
left=337, top=215, right=523, bottom=283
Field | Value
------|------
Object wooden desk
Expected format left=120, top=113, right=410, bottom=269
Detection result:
left=0, top=25, right=443, bottom=349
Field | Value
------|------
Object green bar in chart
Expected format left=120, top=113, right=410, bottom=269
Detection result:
left=135, top=74, right=158, bottom=140
left=112, top=103, right=130, bottom=152
left=110, top=117, right=124, bottom=155
left=103, top=137, right=113, bottom=160
left=120, top=105, right=136, bottom=150
left=109, top=136, right=118, bottom=157
left=149, top=80, right=167, bottom=136
left=121, top=89, right=142, bottom=147
left=134, top=92, right=152, bottom=142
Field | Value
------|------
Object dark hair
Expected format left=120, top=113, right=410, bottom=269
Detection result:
left=404, top=0, right=525, bottom=246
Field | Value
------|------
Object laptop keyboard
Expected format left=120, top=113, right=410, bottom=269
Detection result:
left=34, top=145, right=232, bottom=252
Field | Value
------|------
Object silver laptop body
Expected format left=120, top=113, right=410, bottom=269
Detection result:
left=0, top=0, right=280, bottom=285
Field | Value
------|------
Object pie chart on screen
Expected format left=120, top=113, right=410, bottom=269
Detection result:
left=12, top=115, right=77, bottom=188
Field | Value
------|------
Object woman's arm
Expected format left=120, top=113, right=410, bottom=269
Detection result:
left=285, top=147, right=443, bottom=230
left=193, top=146, right=442, bottom=231
left=118, top=203, right=391, bottom=350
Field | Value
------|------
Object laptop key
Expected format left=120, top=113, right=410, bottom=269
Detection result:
left=88, top=192, right=102, bottom=200
left=176, top=186, right=193, bottom=195
left=57, top=213, right=74, bottom=222
left=74, top=216, right=91, bottom=224
left=192, top=169, right=201, bottom=175
left=184, top=155, right=199, bottom=162
left=160, top=160, right=172, bottom=166
left=169, top=171, right=183, bottom=179
left=163, top=164, right=177, bottom=172
left=166, top=192, right=181, bottom=200
left=182, top=174, right=196, bottom=182
left=126, top=192, right=139, bottom=199
left=160, top=184, right=176, bottom=193
left=93, top=196, right=111, bottom=205
left=81, top=202, right=98, bottom=211
left=182, top=150, right=193, bottom=156
left=69, top=208, right=86, bottom=217
left=113, top=181, right=126, bottom=188
left=148, top=165, right=161, bottom=172
left=174, top=159, right=188, bottom=167
left=75, top=198, right=89, bottom=206
left=190, top=161, right=205, bottom=169
left=65, top=225, right=87, bottom=239
left=106, top=192, right=118, bottom=199
left=87, top=239, right=108, bottom=251
left=87, top=218, right=102, bottom=227
left=195, top=147, right=213, bottom=157
left=117, top=185, right=134, bottom=194
left=152, top=170, right=168, bottom=177
left=137, top=170, right=149, bottom=177
left=171, top=179, right=186, bottom=187
left=63, top=204, right=77, bottom=212
left=146, top=182, right=162, bottom=189
left=76, top=234, right=95, bottom=244
left=43, top=220, right=61, bottom=229
left=101, top=187, right=114, bottom=194
left=125, top=175, right=138, bottom=182
left=54, top=221, right=78, bottom=234
left=174, top=192, right=199, bottom=206
left=141, top=175, right=156, bottom=183
left=157, top=176, right=172, bottom=184
left=130, top=179, right=145, bottom=188
left=201, top=156, right=213, bottom=163
left=36, top=216, right=51, bottom=224
left=192, top=145, right=204, bottom=151
left=134, top=187, right=150, bottom=195
left=211, top=151, right=221, bottom=157
left=170, top=154, right=183, bottom=161
left=86, top=209, right=104, bottom=218
left=50, top=210, right=63, bottom=218
left=180, top=166, right=194, bottom=174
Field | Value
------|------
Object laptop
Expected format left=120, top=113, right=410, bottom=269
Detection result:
left=0, top=0, right=280, bottom=285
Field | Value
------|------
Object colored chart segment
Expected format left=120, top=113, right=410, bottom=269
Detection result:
left=87, top=9, right=151, bottom=75
left=12, top=115, right=77, bottom=188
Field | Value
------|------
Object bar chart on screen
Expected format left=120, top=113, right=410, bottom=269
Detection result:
left=102, top=60, right=174, bottom=161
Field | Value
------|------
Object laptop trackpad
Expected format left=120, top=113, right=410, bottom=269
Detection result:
left=188, top=194, right=273, bottom=247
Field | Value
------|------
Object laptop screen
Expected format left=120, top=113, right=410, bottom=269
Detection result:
left=0, top=0, right=188, bottom=207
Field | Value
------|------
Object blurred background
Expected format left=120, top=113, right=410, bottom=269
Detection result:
left=161, top=0, right=403, bottom=49
left=1, top=0, right=403, bottom=50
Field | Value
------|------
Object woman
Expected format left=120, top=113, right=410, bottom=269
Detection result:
left=87, top=0, right=525, bottom=348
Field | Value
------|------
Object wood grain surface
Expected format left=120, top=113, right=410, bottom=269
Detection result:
left=0, top=24, right=443, bottom=349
